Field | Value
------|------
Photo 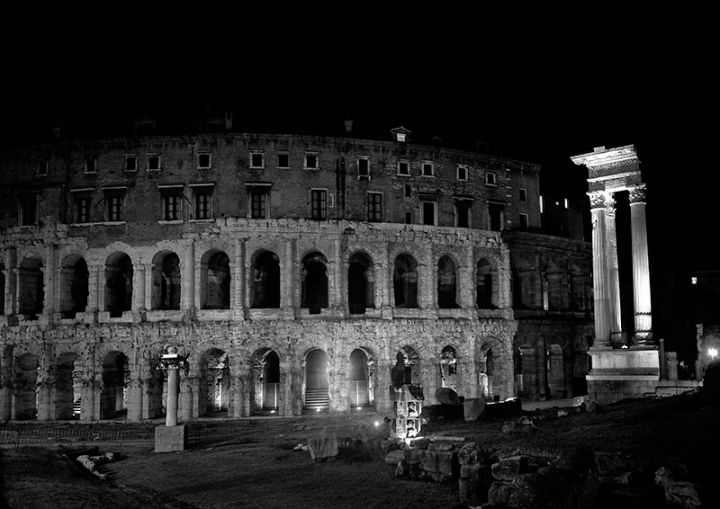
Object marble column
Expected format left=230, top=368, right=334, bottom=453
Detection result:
left=589, top=191, right=612, bottom=346
left=604, top=193, right=623, bottom=342
left=629, top=184, right=653, bottom=345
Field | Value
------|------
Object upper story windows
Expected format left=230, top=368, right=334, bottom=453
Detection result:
left=125, top=155, right=137, bottom=172
left=485, top=171, right=497, bottom=186
left=197, top=152, right=212, bottom=169
left=457, top=165, right=468, bottom=181
left=311, top=189, right=327, bottom=220
left=18, top=194, right=37, bottom=226
left=250, top=151, right=264, bottom=169
left=84, top=157, right=98, bottom=174
left=71, top=188, right=94, bottom=224
left=246, top=183, right=272, bottom=219
left=367, top=192, right=382, bottom=222
left=277, top=152, right=290, bottom=169
left=159, top=185, right=184, bottom=222
left=147, top=153, right=161, bottom=172
left=103, top=187, right=127, bottom=223
left=397, top=160, right=410, bottom=176
left=304, top=152, right=319, bottom=170
left=358, top=157, right=370, bottom=180
left=37, top=160, right=48, bottom=177
left=422, top=161, right=434, bottom=177
left=191, top=184, right=214, bottom=221
left=519, top=188, right=527, bottom=202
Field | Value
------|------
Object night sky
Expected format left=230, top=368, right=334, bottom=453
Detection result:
left=2, top=12, right=714, bottom=270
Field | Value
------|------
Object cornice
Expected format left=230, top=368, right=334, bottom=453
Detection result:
left=571, top=145, right=638, bottom=169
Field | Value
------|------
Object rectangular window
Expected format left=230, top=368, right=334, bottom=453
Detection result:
left=405, top=212, right=412, bottom=224
left=163, top=193, right=182, bottom=221
left=519, top=213, right=529, bottom=231
left=311, top=189, right=327, bottom=219
left=85, top=157, right=97, bottom=174
left=250, top=151, right=264, bottom=168
left=486, top=171, right=497, bottom=186
left=358, top=157, right=370, bottom=179
left=457, top=165, right=468, bottom=181
left=540, top=195, right=544, bottom=213
left=564, top=198, right=569, bottom=209
left=404, top=184, right=412, bottom=199
left=397, top=160, right=410, bottom=176
left=251, top=192, right=267, bottom=219
left=519, top=188, right=527, bottom=202
left=125, top=155, right=137, bottom=172
left=367, top=192, right=382, bottom=222
left=147, top=154, right=161, bottom=171
left=197, top=153, right=211, bottom=169
left=107, top=195, right=125, bottom=222
left=304, top=152, right=319, bottom=170
left=456, top=203, right=470, bottom=228
left=422, top=202, right=436, bottom=226
left=422, top=161, right=434, bottom=177
left=194, top=189, right=213, bottom=220
left=74, top=196, right=92, bottom=223
left=37, top=161, right=48, bottom=176
left=18, top=194, right=37, bottom=226
left=277, top=152, right=289, bottom=168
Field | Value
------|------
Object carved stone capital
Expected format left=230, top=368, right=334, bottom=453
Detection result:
left=588, top=191, right=606, bottom=209
left=629, top=184, right=647, bottom=204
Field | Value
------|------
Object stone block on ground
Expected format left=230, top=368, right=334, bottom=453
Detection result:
left=422, top=450, right=439, bottom=473
left=458, top=442, right=479, bottom=466
left=308, top=436, right=338, bottom=461
left=404, top=448, right=425, bottom=465
left=385, top=449, right=405, bottom=466
left=491, top=455, right=528, bottom=481
left=154, top=424, right=187, bottom=453
left=463, top=397, right=486, bottom=421
left=435, top=387, right=461, bottom=405
left=437, top=450, right=458, bottom=476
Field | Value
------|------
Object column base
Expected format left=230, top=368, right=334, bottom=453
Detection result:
left=154, top=424, right=187, bottom=453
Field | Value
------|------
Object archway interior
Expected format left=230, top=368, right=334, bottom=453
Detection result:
left=19, top=257, right=44, bottom=318
left=437, top=255, right=458, bottom=308
left=56, top=353, right=81, bottom=419
left=106, top=253, right=133, bottom=317
left=348, top=253, right=374, bottom=314
left=152, top=251, right=181, bottom=310
left=252, top=251, right=280, bottom=308
left=304, top=349, right=329, bottom=410
left=440, top=346, right=458, bottom=391
left=203, top=251, right=230, bottom=309
left=349, top=348, right=373, bottom=407
left=301, top=252, right=328, bottom=314
left=253, top=350, right=280, bottom=412
left=60, top=255, right=89, bottom=318
left=203, top=349, right=229, bottom=415
left=477, top=258, right=494, bottom=309
left=14, top=354, right=39, bottom=420
left=100, top=352, right=129, bottom=419
left=393, top=254, right=418, bottom=308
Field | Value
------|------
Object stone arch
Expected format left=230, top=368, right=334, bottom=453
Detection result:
left=348, top=251, right=374, bottom=315
left=568, top=259, right=591, bottom=311
left=18, top=256, right=44, bottom=318
left=511, top=252, right=535, bottom=310
left=58, top=254, right=89, bottom=319
left=349, top=347, right=376, bottom=408
left=437, top=255, right=458, bottom=309
left=301, top=252, right=328, bottom=314
left=105, top=252, right=133, bottom=317
left=476, top=257, right=496, bottom=309
left=393, top=253, right=418, bottom=308
left=100, top=351, right=129, bottom=419
left=198, top=348, right=229, bottom=416
left=251, top=250, right=280, bottom=308
left=304, top=348, right=329, bottom=411
left=439, top=345, right=458, bottom=391
left=13, top=353, right=39, bottom=420
left=391, top=346, right=421, bottom=386
left=546, top=344, right=567, bottom=399
left=201, top=249, right=231, bottom=310
left=151, top=250, right=181, bottom=310
left=55, top=352, right=81, bottom=420
left=542, top=255, right=567, bottom=311
left=251, top=348, right=281, bottom=413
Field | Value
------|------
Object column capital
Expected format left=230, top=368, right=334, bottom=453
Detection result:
left=629, top=184, right=647, bottom=204
left=588, top=190, right=607, bottom=209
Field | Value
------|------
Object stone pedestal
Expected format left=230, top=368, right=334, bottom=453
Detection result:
left=154, top=424, right=187, bottom=453
left=586, top=347, right=660, bottom=404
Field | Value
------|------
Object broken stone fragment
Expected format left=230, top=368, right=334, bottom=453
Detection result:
left=664, top=482, right=702, bottom=509
left=491, top=456, right=529, bottom=481
left=457, top=442, right=478, bottom=466
left=384, top=449, right=405, bottom=465
left=404, top=448, right=425, bottom=465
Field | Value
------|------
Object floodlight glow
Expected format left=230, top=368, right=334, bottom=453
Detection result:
left=316, top=407, right=321, bottom=412
left=709, top=348, right=718, bottom=359
left=357, top=407, right=361, bottom=410
left=374, top=421, right=380, bottom=427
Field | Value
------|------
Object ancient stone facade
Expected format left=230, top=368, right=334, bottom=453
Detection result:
left=0, top=123, right=592, bottom=421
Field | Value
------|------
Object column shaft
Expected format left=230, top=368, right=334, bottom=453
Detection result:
left=166, top=368, right=179, bottom=426
left=630, top=188, right=652, bottom=344
left=590, top=204, right=611, bottom=345
left=604, top=194, right=623, bottom=341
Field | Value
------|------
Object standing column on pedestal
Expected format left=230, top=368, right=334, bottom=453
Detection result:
left=589, top=191, right=612, bottom=346
left=629, top=184, right=653, bottom=345
left=603, top=192, right=623, bottom=343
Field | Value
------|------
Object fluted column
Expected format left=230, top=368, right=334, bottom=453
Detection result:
left=629, top=184, right=653, bottom=345
left=604, top=193, right=623, bottom=342
left=589, top=191, right=612, bottom=346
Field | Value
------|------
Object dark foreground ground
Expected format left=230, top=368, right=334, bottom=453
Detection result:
left=1, top=392, right=719, bottom=509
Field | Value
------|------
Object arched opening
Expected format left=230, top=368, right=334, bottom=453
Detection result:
left=55, top=353, right=81, bottom=420
left=251, top=250, right=280, bottom=308
left=200, top=349, right=229, bottom=416
left=105, top=253, right=133, bottom=317
left=18, top=257, right=44, bottom=318
left=393, top=254, right=418, bottom=308
left=301, top=252, right=328, bottom=314
left=349, top=348, right=375, bottom=408
left=391, top=346, right=420, bottom=386
left=0, top=261, right=5, bottom=315
left=100, top=351, right=129, bottom=419
left=151, top=251, right=181, bottom=310
left=304, top=349, right=329, bottom=411
left=437, top=255, right=458, bottom=308
left=59, top=255, right=89, bottom=319
left=13, top=353, right=39, bottom=420
left=348, top=252, right=374, bottom=315
left=476, top=258, right=495, bottom=309
left=252, top=349, right=280, bottom=413
left=440, top=346, right=458, bottom=391
left=485, top=349, right=495, bottom=400
left=201, top=250, right=231, bottom=309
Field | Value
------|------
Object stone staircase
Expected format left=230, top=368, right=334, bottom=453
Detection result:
left=304, top=388, right=329, bottom=411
